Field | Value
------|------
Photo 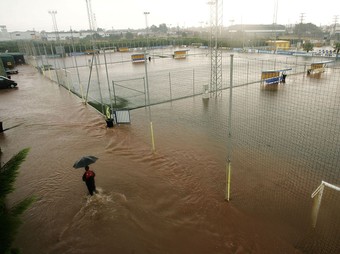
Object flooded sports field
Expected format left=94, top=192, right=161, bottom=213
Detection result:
left=1, top=49, right=340, bottom=253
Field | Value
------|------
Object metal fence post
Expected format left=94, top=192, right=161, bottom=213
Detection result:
left=144, top=49, right=155, bottom=152
left=247, top=61, right=249, bottom=84
left=226, top=54, right=234, bottom=201
left=169, top=72, right=172, bottom=100
left=193, top=69, right=195, bottom=95
left=103, top=48, right=114, bottom=118
left=112, top=81, right=117, bottom=106
left=143, top=77, right=147, bottom=107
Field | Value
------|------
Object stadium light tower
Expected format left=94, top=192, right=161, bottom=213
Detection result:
left=85, top=0, right=95, bottom=31
left=48, top=10, right=60, bottom=41
left=208, top=0, right=223, bottom=97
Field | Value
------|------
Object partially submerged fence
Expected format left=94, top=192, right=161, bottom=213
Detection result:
left=22, top=42, right=340, bottom=253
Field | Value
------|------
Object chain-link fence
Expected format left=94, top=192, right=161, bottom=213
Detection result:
left=22, top=41, right=340, bottom=253
left=228, top=55, right=340, bottom=254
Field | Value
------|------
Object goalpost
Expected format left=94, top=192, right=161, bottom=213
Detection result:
left=311, top=181, right=340, bottom=228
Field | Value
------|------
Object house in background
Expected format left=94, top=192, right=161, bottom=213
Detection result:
left=266, top=40, right=290, bottom=50
left=0, top=26, right=11, bottom=41
left=10, top=30, right=41, bottom=40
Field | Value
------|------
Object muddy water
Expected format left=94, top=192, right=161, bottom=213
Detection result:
left=0, top=65, right=305, bottom=253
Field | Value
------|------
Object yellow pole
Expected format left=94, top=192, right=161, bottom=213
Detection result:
left=105, top=105, right=111, bottom=119
left=225, top=54, right=234, bottom=202
left=150, top=121, right=155, bottom=152
left=225, top=161, right=231, bottom=201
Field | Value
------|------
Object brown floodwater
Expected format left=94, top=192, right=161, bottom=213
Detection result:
left=0, top=64, right=328, bottom=254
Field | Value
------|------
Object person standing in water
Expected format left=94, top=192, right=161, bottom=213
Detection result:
left=82, top=165, right=96, bottom=195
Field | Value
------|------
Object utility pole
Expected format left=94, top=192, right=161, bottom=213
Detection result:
left=299, top=13, right=305, bottom=24
left=298, top=13, right=305, bottom=47
left=332, top=15, right=338, bottom=41
left=273, top=0, right=278, bottom=51
left=229, top=19, right=234, bottom=44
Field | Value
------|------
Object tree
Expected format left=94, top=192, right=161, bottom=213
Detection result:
left=92, top=33, right=102, bottom=39
left=294, top=23, right=323, bottom=38
left=125, top=32, right=134, bottom=40
left=150, top=25, right=158, bottom=33
left=158, top=24, right=168, bottom=34
left=109, top=33, right=122, bottom=40
left=0, top=148, right=35, bottom=254
left=0, top=42, right=19, bottom=53
left=303, top=42, right=314, bottom=52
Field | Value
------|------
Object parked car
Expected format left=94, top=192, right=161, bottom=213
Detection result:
left=5, top=68, right=19, bottom=75
left=0, top=76, right=17, bottom=89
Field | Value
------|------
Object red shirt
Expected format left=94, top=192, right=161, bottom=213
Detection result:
left=84, top=170, right=95, bottom=180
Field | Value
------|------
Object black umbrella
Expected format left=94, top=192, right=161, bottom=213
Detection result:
left=73, top=156, right=98, bottom=169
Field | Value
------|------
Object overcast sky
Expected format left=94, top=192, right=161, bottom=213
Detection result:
left=1, top=0, right=338, bottom=32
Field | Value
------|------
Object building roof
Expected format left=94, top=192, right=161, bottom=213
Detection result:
left=228, top=24, right=286, bottom=32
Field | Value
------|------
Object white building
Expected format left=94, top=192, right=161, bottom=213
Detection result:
left=0, top=25, right=11, bottom=41
left=9, top=30, right=41, bottom=40
left=0, top=26, right=109, bottom=41
left=0, top=25, right=124, bottom=41
left=41, top=30, right=109, bottom=41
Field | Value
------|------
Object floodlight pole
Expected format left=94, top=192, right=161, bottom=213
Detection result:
left=144, top=11, right=155, bottom=152
left=48, top=10, right=61, bottom=86
left=144, top=12, right=150, bottom=49
left=48, top=10, right=60, bottom=41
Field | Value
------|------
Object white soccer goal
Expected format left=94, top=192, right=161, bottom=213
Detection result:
left=311, top=181, right=340, bottom=228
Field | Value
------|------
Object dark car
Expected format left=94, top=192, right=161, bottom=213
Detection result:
left=0, top=76, right=17, bottom=89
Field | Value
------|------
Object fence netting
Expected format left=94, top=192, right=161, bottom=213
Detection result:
left=21, top=42, right=340, bottom=253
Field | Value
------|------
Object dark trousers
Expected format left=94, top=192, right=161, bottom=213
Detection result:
left=86, top=179, right=96, bottom=195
